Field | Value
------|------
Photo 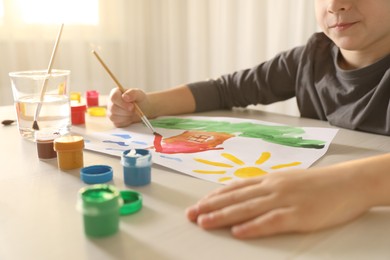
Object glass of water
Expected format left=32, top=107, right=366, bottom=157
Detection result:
left=9, top=70, right=71, bottom=140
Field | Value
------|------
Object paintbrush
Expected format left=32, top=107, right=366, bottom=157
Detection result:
left=91, top=50, right=159, bottom=135
left=32, top=23, right=64, bottom=131
left=2, top=119, right=16, bottom=126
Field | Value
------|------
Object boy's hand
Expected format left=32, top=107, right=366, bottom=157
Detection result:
left=186, top=168, right=369, bottom=239
left=107, top=88, right=149, bottom=128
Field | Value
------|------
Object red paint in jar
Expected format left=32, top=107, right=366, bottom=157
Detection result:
left=86, top=90, right=99, bottom=107
left=71, top=104, right=87, bottom=125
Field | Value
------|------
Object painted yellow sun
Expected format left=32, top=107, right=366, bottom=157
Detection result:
left=193, top=152, right=302, bottom=183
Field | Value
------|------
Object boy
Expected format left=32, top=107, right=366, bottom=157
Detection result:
left=108, top=0, right=390, bottom=239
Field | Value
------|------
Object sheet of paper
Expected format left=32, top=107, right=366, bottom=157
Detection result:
left=72, top=116, right=338, bottom=184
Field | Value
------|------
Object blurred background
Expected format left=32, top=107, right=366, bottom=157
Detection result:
left=0, top=0, right=317, bottom=116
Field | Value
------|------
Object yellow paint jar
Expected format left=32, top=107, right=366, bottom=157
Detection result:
left=87, top=106, right=106, bottom=117
left=54, top=135, right=84, bottom=170
left=70, top=91, right=82, bottom=103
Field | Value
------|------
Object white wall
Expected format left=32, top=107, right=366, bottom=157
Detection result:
left=0, top=0, right=318, bottom=116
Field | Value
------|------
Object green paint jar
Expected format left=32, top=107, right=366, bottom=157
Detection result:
left=78, top=184, right=122, bottom=237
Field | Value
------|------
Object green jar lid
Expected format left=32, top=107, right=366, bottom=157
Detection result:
left=119, top=190, right=143, bottom=215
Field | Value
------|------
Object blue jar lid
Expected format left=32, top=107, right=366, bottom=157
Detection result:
left=80, top=165, right=113, bottom=184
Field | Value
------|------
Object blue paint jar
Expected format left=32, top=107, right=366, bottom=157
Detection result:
left=121, top=149, right=152, bottom=186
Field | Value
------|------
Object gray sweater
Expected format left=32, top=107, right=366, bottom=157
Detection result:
left=188, top=33, right=390, bottom=136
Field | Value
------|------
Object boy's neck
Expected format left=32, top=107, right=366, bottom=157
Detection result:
left=339, top=42, right=390, bottom=70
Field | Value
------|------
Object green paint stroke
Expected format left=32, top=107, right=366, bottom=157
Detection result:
left=151, top=118, right=326, bottom=149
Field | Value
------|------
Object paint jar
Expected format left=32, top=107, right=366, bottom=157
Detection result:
left=77, top=184, right=122, bottom=237
left=121, top=149, right=152, bottom=186
left=35, top=131, right=61, bottom=160
left=86, top=90, right=99, bottom=107
left=54, top=135, right=84, bottom=170
left=87, top=106, right=106, bottom=117
left=71, top=104, right=87, bottom=125
left=70, top=91, right=82, bottom=103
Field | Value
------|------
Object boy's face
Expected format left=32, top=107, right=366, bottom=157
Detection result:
left=315, top=0, right=390, bottom=53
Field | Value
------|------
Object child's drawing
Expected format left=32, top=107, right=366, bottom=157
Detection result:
left=153, top=130, right=235, bottom=154
left=72, top=116, right=338, bottom=184
left=193, top=151, right=302, bottom=183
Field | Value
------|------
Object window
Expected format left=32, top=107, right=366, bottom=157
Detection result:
left=15, top=0, right=99, bottom=25
left=0, top=0, right=3, bottom=24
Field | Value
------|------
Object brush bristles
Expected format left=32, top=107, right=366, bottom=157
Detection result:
left=32, top=120, right=40, bottom=130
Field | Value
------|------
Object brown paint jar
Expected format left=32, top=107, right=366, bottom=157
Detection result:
left=54, top=135, right=84, bottom=170
left=35, top=131, right=60, bottom=160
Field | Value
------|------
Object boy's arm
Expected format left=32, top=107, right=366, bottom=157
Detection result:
left=148, top=85, right=196, bottom=117
left=108, top=85, right=196, bottom=127
left=186, top=153, right=390, bottom=239
left=349, top=153, right=390, bottom=207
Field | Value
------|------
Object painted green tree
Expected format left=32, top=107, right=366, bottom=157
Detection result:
left=151, top=117, right=326, bottom=149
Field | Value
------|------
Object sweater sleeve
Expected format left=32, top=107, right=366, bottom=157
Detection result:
left=187, top=46, right=304, bottom=113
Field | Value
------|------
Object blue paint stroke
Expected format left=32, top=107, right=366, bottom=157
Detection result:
left=131, top=141, right=148, bottom=145
left=106, top=148, right=127, bottom=151
left=103, top=140, right=129, bottom=147
left=160, top=155, right=183, bottom=162
left=112, top=134, right=132, bottom=140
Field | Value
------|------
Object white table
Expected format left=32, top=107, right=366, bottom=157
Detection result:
left=1, top=105, right=389, bottom=260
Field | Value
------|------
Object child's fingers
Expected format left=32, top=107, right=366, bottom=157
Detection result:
left=195, top=194, right=284, bottom=230
left=231, top=207, right=296, bottom=239
left=186, top=180, right=269, bottom=222
left=202, top=177, right=264, bottom=199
